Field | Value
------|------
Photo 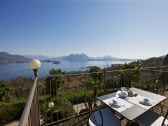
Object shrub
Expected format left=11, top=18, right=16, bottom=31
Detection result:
left=0, top=102, right=25, bottom=125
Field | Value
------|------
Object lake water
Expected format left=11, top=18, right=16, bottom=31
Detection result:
left=0, top=60, right=131, bottom=80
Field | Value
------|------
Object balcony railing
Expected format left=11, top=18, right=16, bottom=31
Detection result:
left=19, top=78, right=40, bottom=126
left=19, top=66, right=168, bottom=126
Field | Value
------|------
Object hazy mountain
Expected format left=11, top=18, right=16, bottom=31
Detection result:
left=51, top=54, right=89, bottom=61
left=0, top=52, right=30, bottom=64
left=24, top=55, right=52, bottom=60
left=52, top=54, right=134, bottom=61
left=63, top=53, right=90, bottom=61
left=91, top=55, right=120, bottom=61
left=91, top=55, right=134, bottom=61
left=25, top=53, right=135, bottom=61
left=0, top=52, right=135, bottom=64
left=139, top=54, right=168, bottom=67
left=52, top=55, right=67, bottom=61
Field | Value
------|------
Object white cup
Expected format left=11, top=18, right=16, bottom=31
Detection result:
left=112, top=100, right=117, bottom=104
left=143, top=98, right=149, bottom=103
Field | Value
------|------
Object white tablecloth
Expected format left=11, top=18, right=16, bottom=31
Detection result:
left=126, top=95, right=156, bottom=110
left=103, top=97, right=133, bottom=113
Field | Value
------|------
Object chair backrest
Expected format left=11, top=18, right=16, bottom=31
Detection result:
left=85, top=95, right=94, bottom=110
left=158, top=85, right=166, bottom=96
left=85, top=86, right=98, bottom=110
left=161, top=109, right=168, bottom=126
left=90, top=109, right=103, bottom=126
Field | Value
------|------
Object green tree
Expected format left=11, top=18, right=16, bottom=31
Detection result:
left=0, top=81, right=11, bottom=102
left=88, top=66, right=103, bottom=87
left=119, top=62, right=138, bottom=69
left=0, top=81, right=5, bottom=101
left=45, top=69, right=65, bottom=97
left=49, top=69, right=64, bottom=75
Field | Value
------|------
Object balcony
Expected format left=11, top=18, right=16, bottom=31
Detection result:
left=18, top=65, right=168, bottom=126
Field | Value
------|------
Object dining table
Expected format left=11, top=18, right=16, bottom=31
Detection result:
left=97, top=87, right=167, bottom=121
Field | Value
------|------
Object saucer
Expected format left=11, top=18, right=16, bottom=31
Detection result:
left=109, top=100, right=117, bottom=106
left=109, top=100, right=121, bottom=108
left=139, top=99, right=152, bottom=106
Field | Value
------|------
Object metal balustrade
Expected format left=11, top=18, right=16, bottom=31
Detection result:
left=18, top=66, right=168, bottom=126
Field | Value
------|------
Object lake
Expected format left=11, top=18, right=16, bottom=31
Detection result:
left=0, top=60, right=131, bottom=80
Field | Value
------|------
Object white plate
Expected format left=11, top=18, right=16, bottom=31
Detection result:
left=139, top=99, right=152, bottom=106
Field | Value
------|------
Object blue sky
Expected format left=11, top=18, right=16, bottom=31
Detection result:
left=0, top=0, right=168, bottom=59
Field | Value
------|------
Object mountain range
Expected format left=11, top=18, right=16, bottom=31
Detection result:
left=0, top=52, right=134, bottom=64
left=0, top=52, right=30, bottom=64
left=25, top=53, right=134, bottom=61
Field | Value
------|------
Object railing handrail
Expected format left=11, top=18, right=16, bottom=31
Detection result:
left=19, top=77, right=40, bottom=126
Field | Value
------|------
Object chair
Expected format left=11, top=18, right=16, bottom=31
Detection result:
left=89, top=108, right=121, bottom=126
left=84, top=94, right=121, bottom=126
left=135, top=108, right=168, bottom=126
